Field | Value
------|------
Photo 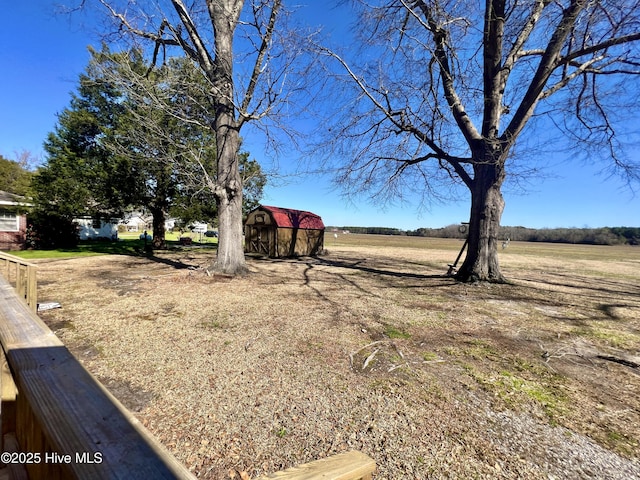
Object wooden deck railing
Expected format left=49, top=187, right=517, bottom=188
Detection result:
left=0, top=252, right=37, bottom=312
left=0, top=274, right=197, bottom=479
left=256, top=450, right=375, bottom=479
left=0, top=269, right=374, bottom=479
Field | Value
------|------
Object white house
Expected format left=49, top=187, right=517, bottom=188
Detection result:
left=118, top=212, right=177, bottom=232
left=74, top=217, right=118, bottom=240
left=119, top=212, right=151, bottom=232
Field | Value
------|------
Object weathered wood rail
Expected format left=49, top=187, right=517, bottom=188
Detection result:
left=0, top=253, right=37, bottom=312
left=0, top=268, right=375, bottom=479
left=256, top=450, right=375, bottom=479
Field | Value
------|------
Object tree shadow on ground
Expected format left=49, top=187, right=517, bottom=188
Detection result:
left=72, top=239, right=215, bottom=269
left=505, top=271, right=640, bottom=324
left=144, top=254, right=196, bottom=270
left=313, top=256, right=450, bottom=281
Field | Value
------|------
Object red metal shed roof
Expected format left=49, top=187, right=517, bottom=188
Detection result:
left=260, top=206, right=325, bottom=230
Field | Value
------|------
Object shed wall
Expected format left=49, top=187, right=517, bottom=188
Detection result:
left=275, top=228, right=324, bottom=257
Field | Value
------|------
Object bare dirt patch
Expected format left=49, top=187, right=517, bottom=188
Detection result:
left=34, top=238, right=640, bottom=479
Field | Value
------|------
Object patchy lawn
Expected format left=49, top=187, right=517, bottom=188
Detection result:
left=35, top=236, right=640, bottom=479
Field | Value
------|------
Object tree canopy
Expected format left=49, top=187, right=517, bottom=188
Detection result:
left=32, top=45, right=265, bottom=248
left=33, top=55, right=132, bottom=220
left=0, top=153, right=33, bottom=197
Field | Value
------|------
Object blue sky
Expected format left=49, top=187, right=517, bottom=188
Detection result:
left=1, top=2, right=638, bottom=230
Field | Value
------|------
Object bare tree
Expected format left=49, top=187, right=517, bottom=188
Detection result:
left=317, top=0, right=640, bottom=282
left=80, top=0, right=306, bottom=274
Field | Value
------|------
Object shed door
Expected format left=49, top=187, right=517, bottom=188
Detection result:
left=250, top=226, right=272, bottom=255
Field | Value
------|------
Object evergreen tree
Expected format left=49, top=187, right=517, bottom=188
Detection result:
left=32, top=46, right=265, bottom=249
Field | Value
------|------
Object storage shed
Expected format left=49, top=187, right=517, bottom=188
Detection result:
left=245, top=205, right=325, bottom=258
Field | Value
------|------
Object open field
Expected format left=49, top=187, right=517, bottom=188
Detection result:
left=33, top=234, right=640, bottom=479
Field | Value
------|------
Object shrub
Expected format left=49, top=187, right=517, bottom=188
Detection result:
left=27, top=212, right=79, bottom=249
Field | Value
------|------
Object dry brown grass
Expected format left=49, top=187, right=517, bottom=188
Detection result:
left=35, top=235, right=640, bottom=479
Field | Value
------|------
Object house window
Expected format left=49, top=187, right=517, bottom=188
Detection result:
left=0, top=211, right=19, bottom=232
left=92, top=217, right=102, bottom=228
left=255, top=214, right=265, bottom=224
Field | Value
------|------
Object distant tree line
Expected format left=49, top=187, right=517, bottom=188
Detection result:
left=331, top=226, right=406, bottom=236
left=409, top=225, right=639, bottom=245
left=501, top=226, right=640, bottom=245
left=330, top=225, right=640, bottom=245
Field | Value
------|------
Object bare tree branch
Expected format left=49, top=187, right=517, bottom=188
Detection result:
left=412, top=0, right=482, bottom=145
left=239, top=0, right=282, bottom=125
left=503, top=0, right=589, bottom=145
left=170, top=0, right=215, bottom=72
left=559, top=32, right=640, bottom=66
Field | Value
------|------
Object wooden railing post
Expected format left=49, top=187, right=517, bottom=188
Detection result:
left=26, top=265, right=37, bottom=313
left=0, top=252, right=37, bottom=311
left=16, top=264, right=25, bottom=301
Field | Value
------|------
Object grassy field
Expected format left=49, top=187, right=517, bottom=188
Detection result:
left=329, top=232, right=637, bottom=261
left=6, top=230, right=218, bottom=260
left=27, top=232, right=640, bottom=478
left=118, top=230, right=218, bottom=244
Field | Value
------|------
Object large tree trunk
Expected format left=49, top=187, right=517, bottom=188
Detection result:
left=206, top=0, right=247, bottom=276
left=210, top=121, right=247, bottom=275
left=150, top=206, right=167, bottom=250
left=215, top=187, right=246, bottom=274
left=455, top=158, right=506, bottom=283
